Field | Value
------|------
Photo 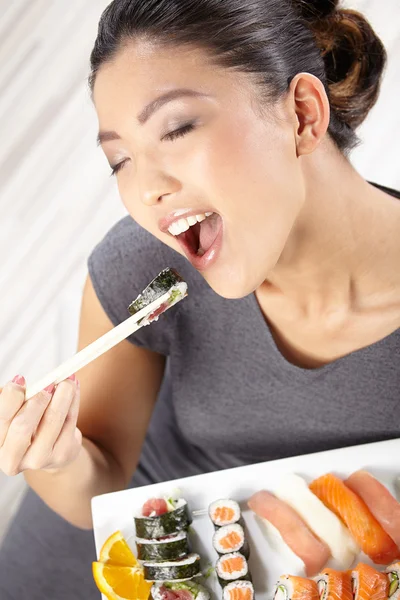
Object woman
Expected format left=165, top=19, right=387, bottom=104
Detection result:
left=0, top=0, right=399, bottom=598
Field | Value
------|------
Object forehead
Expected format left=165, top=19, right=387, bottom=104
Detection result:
left=92, top=39, right=255, bottom=119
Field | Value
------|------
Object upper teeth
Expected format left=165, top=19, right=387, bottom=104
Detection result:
left=168, top=212, right=213, bottom=236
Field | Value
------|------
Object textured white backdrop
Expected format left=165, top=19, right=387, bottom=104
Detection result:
left=0, top=0, right=399, bottom=542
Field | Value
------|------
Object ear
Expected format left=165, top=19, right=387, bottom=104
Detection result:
left=288, top=73, right=330, bottom=156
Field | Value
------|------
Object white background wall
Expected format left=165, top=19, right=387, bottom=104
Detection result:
left=0, top=0, right=399, bottom=542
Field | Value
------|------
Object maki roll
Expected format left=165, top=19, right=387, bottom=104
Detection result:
left=314, top=568, right=352, bottom=600
left=209, top=499, right=241, bottom=528
left=135, top=497, right=192, bottom=540
left=151, top=580, right=210, bottom=600
left=216, top=552, right=250, bottom=587
left=349, top=563, right=389, bottom=600
left=223, top=581, right=254, bottom=600
left=136, top=531, right=190, bottom=562
left=128, top=268, right=188, bottom=325
left=144, top=553, right=201, bottom=582
left=387, top=562, right=400, bottom=598
left=213, top=524, right=249, bottom=559
left=272, top=575, right=319, bottom=600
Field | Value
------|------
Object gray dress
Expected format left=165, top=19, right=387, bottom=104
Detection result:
left=1, top=183, right=399, bottom=599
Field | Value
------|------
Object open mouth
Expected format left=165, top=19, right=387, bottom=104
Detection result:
left=174, top=213, right=223, bottom=269
left=179, top=213, right=220, bottom=255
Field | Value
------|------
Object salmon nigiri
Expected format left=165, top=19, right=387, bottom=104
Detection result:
left=346, top=470, right=400, bottom=548
left=248, top=490, right=330, bottom=576
left=349, top=563, right=389, bottom=600
left=314, top=568, right=352, bottom=600
left=310, top=473, right=400, bottom=564
left=273, top=575, right=319, bottom=600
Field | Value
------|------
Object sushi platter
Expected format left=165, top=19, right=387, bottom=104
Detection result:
left=92, top=437, right=400, bottom=599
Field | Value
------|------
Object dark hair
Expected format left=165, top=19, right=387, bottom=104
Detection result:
left=89, top=0, right=386, bottom=153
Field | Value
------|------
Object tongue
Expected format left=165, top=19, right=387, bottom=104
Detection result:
left=199, top=215, right=221, bottom=253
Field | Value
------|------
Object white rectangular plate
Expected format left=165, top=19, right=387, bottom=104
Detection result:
left=92, top=438, right=400, bottom=599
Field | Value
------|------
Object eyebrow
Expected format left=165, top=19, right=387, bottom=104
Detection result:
left=97, top=88, right=208, bottom=146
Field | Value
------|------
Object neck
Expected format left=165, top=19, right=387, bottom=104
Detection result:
left=263, top=145, right=400, bottom=317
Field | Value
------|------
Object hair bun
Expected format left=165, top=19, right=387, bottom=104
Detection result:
left=311, top=8, right=386, bottom=128
left=293, top=0, right=339, bottom=21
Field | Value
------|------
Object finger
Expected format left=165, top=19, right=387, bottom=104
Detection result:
left=0, top=385, right=54, bottom=475
left=0, top=376, right=26, bottom=448
left=40, top=384, right=82, bottom=470
left=21, top=379, right=77, bottom=471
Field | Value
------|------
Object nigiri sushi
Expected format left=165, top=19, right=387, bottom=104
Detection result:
left=386, top=561, right=400, bottom=599
left=349, top=563, right=389, bottom=600
left=274, top=474, right=358, bottom=569
left=346, top=470, right=400, bottom=548
left=310, top=473, right=400, bottom=565
left=273, top=575, right=319, bottom=600
left=314, top=568, right=352, bottom=600
left=248, top=491, right=330, bottom=576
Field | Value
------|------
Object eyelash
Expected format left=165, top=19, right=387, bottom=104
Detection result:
left=110, top=122, right=195, bottom=176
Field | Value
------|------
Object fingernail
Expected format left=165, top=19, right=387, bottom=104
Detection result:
left=12, top=375, right=26, bottom=387
left=44, top=383, right=55, bottom=394
left=67, top=374, right=77, bottom=382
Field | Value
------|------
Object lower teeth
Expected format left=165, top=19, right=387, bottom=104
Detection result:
left=197, top=248, right=205, bottom=257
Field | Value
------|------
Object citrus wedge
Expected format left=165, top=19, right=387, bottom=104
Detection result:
left=92, top=562, right=153, bottom=600
left=99, top=531, right=139, bottom=567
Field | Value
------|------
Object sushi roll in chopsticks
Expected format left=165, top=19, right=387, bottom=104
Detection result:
left=135, top=497, right=192, bottom=540
left=216, top=552, right=250, bottom=587
left=136, top=531, right=190, bottom=562
left=314, top=568, right=352, bottom=600
left=386, top=562, right=400, bottom=598
left=223, top=581, right=254, bottom=600
left=143, top=553, right=201, bottom=582
left=272, top=575, right=319, bottom=600
left=128, top=268, right=188, bottom=325
left=213, top=524, right=249, bottom=558
left=349, top=563, right=389, bottom=600
left=151, top=580, right=210, bottom=600
left=209, top=499, right=241, bottom=528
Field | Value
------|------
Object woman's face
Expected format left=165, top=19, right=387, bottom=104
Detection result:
left=93, top=40, right=306, bottom=298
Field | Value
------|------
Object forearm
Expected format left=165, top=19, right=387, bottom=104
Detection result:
left=23, top=437, right=126, bottom=529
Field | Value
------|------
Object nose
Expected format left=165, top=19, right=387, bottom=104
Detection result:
left=138, top=159, right=181, bottom=207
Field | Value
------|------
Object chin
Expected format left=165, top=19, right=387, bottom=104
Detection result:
left=201, top=265, right=265, bottom=300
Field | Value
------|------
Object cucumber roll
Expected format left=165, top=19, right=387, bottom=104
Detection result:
left=136, top=532, right=190, bottom=562
left=216, top=552, right=250, bottom=587
left=223, top=581, right=254, bottom=600
left=151, top=580, right=210, bottom=600
left=135, top=497, right=192, bottom=540
left=386, top=562, right=400, bottom=598
left=209, top=499, right=241, bottom=528
left=144, top=553, right=201, bottom=582
left=213, top=524, right=249, bottom=558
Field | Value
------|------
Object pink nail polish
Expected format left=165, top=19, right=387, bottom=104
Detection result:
left=67, top=374, right=76, bottom=382
left=12, top=375, right=26, bottom=387
left=44, top=383, right=55, bottom=394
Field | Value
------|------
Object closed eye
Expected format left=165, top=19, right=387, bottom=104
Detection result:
left=110, top=123, right=195, bottom=176
left=110, top=159, right=129, bottom=177
left=163, top=122, right=195, bottom=142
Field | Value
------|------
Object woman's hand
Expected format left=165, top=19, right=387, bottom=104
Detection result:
left=0, top=375, right=82, bottom=476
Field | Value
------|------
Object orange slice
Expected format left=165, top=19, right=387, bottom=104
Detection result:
left=99, top=531, right=139, bottom=567
left=92, top=562, right=153, bottom=600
